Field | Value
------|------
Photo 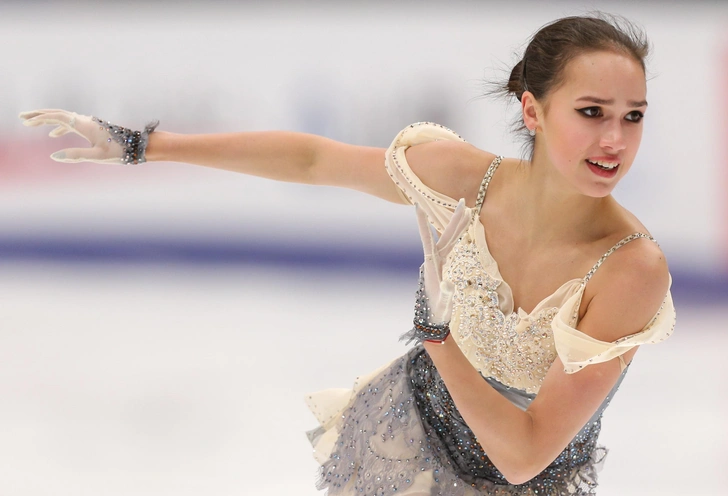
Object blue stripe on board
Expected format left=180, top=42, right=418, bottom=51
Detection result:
left=0, top=237, right=421, bottom=271
left=0, top=237, right=724, bottom=304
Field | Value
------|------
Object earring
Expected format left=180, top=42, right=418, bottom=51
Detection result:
left=529, top=128, right=536, bottom=137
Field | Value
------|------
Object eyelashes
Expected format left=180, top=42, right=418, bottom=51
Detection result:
left=576, top=107, right=645, bottom=123
left=577, top=107, right=602, bottom=118
left=625, top=111, right=645, bottom=122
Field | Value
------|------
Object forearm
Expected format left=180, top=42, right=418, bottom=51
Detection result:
left=145, top=130, right=324, bottom=184
left=424, top=339, right=540, bottom=483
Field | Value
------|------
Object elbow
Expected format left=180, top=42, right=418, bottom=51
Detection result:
left=495, top=456, right=544, bottom=486
left=499, top=463, right=540, bottom=485
left=299, top=151, right=319, bottom=185
left=303, top=136, right=332, bottom=186
left=485, top=418, right=544, bottom=485
left=502, top=468, right=539, bottom=486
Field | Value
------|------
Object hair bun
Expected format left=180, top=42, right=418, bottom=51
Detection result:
left=507, top=59, right=526, bottom=101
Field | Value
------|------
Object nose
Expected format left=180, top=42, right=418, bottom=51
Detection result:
left=600, top=120, right=626, bottom=152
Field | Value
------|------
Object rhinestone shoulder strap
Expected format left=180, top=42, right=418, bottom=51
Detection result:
left=474, top=155, right=503, bottom=214
left=583, top=233, right=657, bottom=283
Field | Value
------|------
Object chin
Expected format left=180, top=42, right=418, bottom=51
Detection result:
left=582, top=183, right=617, bottom=198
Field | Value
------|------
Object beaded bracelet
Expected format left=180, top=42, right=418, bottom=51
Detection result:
left=92, top=117, right=159, bottom=165
left=400, top=266, right=451, bottom=345
left=412, top=321, right=451, bottom=344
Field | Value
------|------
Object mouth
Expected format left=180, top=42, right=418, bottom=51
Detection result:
left=585, top=159, right=619, bottom=177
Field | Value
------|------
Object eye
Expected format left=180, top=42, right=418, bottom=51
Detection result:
left=625, top=110, right=645, bottom=123
left=577, top=107, right=602, bottom=118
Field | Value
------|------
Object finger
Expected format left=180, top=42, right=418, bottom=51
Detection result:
left=19, top=109, right=72, bottom=121
left=415, top=204, right=436, bottom=256
left=48, top=122, right=92, bottom=143
left=438, top=199, right=470, bottom=246
left=49, top=124, right=72, bottom=138
left=51, top=147, right=121, bottom=164
left=437, top=229, right=466, bottom=257
left=23, top=117, right=66, bottom=128
left=20, top=108, right=68, bottom=117
left=450, top=199, right=472, bottom=234
left=24, top=111, right=76, bottom=127
left=19, top=110, right=49, bottom=120
left=439, top=199, right=466, bottom=240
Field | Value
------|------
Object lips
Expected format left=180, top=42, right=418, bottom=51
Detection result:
left=585, top=159, right=619, bottom=178
left=585, top=158, right=619, bottom=170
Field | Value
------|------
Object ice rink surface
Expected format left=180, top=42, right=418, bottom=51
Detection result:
left=0, top=262, right=724, bottom=495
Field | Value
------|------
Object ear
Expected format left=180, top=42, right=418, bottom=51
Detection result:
left=520, top=91, right=541, bottom=134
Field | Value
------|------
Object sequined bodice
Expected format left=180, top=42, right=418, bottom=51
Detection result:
left=445, top=229, right=564, bottom=394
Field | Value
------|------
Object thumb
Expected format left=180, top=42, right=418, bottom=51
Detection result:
left=51, top=147, right=121, bottom=164
left=438, top=280, right=456, bottom=322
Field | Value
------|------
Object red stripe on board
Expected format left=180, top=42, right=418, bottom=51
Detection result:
left=0, top=135, right=187, bottom=188
left=0, top=135, right=128, bottom=186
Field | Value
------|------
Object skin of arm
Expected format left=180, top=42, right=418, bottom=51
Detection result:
left=423, top=240, right=670, bottom=484
left=145, top=131, right=405, bottom=203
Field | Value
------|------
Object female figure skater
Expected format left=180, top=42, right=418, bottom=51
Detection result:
left=20, top=14, right=675, bottom=496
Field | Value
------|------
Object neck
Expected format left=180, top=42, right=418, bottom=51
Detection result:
left=507, top=157, right=613, bottom=247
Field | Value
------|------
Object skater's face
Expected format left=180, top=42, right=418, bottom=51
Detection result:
left=524, top=50, right=647, bottom=198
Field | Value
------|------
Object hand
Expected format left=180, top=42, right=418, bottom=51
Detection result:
left=19, top=109, right=158, bottom=165
left=416, top=198, right=471, bottom=323
left=401, top=199, right=472, bottom=346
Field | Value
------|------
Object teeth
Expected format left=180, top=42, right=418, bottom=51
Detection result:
left=587, top=159, right=619, bottom=170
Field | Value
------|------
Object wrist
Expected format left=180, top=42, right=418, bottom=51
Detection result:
left=399, top=265, right=453, bottom=346
left=144, top=131, right=172, bottom=162
left=423, top=333, right=456, bottom=353
left=92, top=117, right=158, bottom=164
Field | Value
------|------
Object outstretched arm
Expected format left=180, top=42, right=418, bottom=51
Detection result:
left=20, top=109, right=405, bottom=203
left=146, top=131, right=403, bottom=201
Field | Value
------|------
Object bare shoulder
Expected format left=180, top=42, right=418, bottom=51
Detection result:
left=598, top=237, right=669, bottom=298
left=404, top=140, right=497, bottom=207
left=580, top=232, right=670, bottom=342
left=603, top=203, right=669, bottom=289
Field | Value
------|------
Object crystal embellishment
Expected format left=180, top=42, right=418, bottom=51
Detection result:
left=92, top=116, right=159, bottom=165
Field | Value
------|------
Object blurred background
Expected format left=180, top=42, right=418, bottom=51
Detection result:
left=1, top=1, right=726, bottom=495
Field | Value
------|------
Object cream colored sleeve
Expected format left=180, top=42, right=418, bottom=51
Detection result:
left=384, top=122, right=466, bottom=233
left=552, top=275, right=676, bottom=374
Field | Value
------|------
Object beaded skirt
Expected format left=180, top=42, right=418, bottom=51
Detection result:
left=307, top=346, right=608, bottom=496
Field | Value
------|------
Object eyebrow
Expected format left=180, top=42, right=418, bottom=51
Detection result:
left=576, top=96, right=648, bottom=107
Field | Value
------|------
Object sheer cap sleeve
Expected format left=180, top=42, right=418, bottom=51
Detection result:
left=553, top=275, right=676, bottom=374
left=384, top=122, right=466, bottom=233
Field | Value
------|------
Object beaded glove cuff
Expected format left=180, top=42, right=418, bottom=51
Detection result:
left=400, top=266, right=451, bottom=345
left=92, top=117, right=159, bottom=164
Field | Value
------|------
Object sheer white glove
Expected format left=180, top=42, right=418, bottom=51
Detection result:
left=418, top=198, right=472, bottom=322
left=19, top=109, right=158, bottom=164
left=402, top=199, right=472, bottom=345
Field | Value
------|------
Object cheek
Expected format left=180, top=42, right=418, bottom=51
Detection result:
left=628, top=125, right=644, bottom=149
left=549, top=117, right=592, bottom=164
left=616, top=125, right=643, bottom=168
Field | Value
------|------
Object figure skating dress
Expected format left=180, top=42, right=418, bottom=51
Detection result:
left=305, top=123, right=676, bottom=495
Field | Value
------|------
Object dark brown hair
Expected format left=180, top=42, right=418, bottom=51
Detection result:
left=496, top=13, right=650, bottom=157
